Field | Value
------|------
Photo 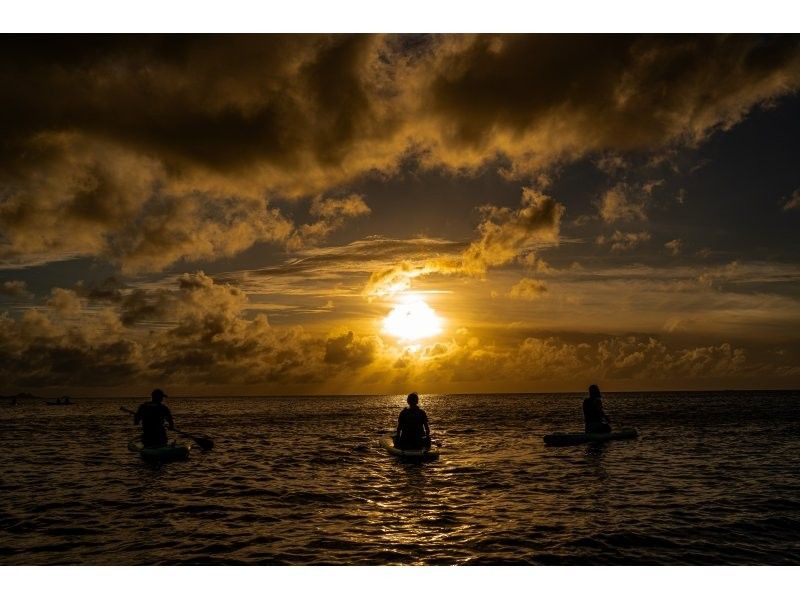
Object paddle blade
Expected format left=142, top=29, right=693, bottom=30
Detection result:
left=194, top=437, right=214, bottom=451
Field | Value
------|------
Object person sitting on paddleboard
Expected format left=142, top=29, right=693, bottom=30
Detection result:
left=394, top=392, right=431, bottom=450
left=583, top=384, right=611, bottom=434
left=134, top=388, right=175, bottom=448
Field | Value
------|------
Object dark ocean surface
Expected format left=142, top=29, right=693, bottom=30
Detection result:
left=1, top=391, right=799, bottom=565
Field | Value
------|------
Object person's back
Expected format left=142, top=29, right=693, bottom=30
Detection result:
left=395, top=392, right=430, bottom=450
left=583, top=384, right=611, bottom=434
left=135, top=389, right=174, bottom=448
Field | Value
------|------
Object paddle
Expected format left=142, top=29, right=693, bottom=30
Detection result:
left=120, top=406, right=215, bottom=451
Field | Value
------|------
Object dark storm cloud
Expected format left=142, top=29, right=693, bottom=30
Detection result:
left=0, top=34, right=797, bottom=273
left=418, top=35, right=800, bottom=171
left=0, top=310, right=143, bottom=387
left=324, top=330, right=380, bottom=367
left=75, top=277, right=127, bottom=303
left=0, top=35, right=390, bottom=177
left=0, top=271, right=386, bottom=389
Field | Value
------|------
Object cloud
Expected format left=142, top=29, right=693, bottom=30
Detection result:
left=462, top=187, right=564, bottom=272
left=46, top=288, right=83, bottom=317
left=665, top=238, right=683, bottom=255
left=415, top=35, right=800, bottom=175
left=594, top=153, right=629, bottom=174
left=324, top=330, right=381, bottom=367
left=596, top=230, right=651, bottom=251
left=117, top=271, right=247, bottom=326
left=0, top=280, right=31, bottom=298
left=519, top=254, right=553, bottom=273
left=507, top=278, right=548, bottom=300
left=0, top=272, right=795, bottom=391
left=598, top=184, right=648, bottom=223
left=75, top=277, right=127, bottom=303
left=0, top=271, right=390, bottom=389
left=0, top=35, right=797, bottom=272
left=0, top=309, right=143, bottom=388
left=593, top=336, right=747, bottom=380
left=641, top=179, right=664, bottom=195
left=0, top=134, right=297, bottom=273
left=365, top=187, right=564, bottom=296
left=782, top=188, right=800, bottom=211
left=291, top=194, right=371, bottom=249
left=372, top=328, right=757, bottom=389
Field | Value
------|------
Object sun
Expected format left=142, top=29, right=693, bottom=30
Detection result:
left=382, top=296, right=443, bottom=341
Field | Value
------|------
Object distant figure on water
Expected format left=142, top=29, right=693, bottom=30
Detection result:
left=583, top=384, right=611, bottom=434
left=134, top=388, right=175, bottom=448
left=394, top=392, right=431, bottom=450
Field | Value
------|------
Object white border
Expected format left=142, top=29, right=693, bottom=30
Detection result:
left=3, top=566, right=799, bottom=597
left=1, top=1, right=799, bottom=33
left=2, top=3, right=798, bottom=590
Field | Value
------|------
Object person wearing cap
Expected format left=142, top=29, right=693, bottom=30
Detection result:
left=134, top=388, right=175, bottom=448
left=394, top=392, right=431, bottom=450
left=583, top=384, right=612, bottom=434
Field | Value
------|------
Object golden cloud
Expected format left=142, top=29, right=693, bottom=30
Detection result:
left=0, top=35, right=797, bottom=272
left=364, top=187, right=564, bottom=297
left=596, top=230, right=652, bottom=252
left=507, top=278, right=548, bottom=300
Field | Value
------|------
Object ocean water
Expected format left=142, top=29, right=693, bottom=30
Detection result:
left=1, top=391, right=799, bottom=565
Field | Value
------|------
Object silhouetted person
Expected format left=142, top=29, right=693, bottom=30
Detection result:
left=394, top=392, right=431, bottom=450
left=134, top=388, right=175, bottom=448
left=583, top=384, right=611, bottom=434
left=55, top=397, right=61, bottom=405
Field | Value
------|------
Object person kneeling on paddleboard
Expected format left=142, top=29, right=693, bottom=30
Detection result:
left=394, top=392, right=431, bottom=450
left=134, top=388, right=175, bottom=448
left=583, top=384, right=612, bottom=434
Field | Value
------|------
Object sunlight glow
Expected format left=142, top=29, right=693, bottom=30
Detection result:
left=382, top=297, right=443, bottom=341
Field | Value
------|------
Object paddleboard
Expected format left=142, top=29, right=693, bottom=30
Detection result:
left=380, top=436, right=439, bottom=461
left=543, top=428, right=639, bottom=447
left=128, top=437, right=191, bottom=463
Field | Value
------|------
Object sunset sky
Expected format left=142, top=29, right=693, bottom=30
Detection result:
left=1, top=34, right=799, bottom=395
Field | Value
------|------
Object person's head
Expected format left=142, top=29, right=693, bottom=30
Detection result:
left=407, top=392, right=419, bottom=407
left=588, top=384, right=601, bottom=399
left=151, top=388, right=168, bottom=403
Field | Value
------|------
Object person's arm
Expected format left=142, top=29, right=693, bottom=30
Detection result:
left=600, top=400, right=611, bottom=423
left=134, top=405, right=142, bottom=425
left=395, top=413, right=403, bottom=439
left=164, top=406, right=175, bottom=430
left=423, top=412, right=430, bottom=438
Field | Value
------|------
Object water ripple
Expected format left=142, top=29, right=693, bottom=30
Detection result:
left=1, top=391, right=799, bottom=564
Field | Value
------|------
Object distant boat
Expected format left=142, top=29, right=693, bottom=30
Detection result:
left=45, top=396, right=74, bottom=406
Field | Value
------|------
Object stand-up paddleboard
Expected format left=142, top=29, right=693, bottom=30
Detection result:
left=128, top=437, right=191, bottom=463
left=543, top=428, right=639, bottom=447
left=380, top=436, right=439, bottom=462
